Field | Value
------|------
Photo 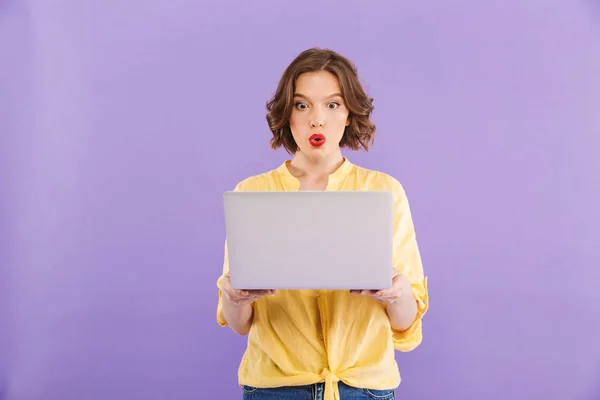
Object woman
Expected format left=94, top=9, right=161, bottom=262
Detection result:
left=216, top=48, right=429, bottom=400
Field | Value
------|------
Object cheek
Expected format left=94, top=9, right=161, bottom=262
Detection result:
left=289, top=112, right=303, bottom=131
left=333, top=111, right=350, bottom=129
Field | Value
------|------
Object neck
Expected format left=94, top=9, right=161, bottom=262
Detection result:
left=288, top=149, right=345, bottom=179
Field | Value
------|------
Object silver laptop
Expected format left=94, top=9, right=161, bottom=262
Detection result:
left=223, top=190, right=394, bottom=290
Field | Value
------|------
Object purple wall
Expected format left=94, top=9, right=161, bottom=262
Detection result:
left=2, top=1, right=600, bottom=399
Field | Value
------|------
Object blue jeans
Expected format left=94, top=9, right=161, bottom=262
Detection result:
left=241, top=381, right=395, bottom=400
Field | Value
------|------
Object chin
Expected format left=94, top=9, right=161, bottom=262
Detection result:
left=303, top=146, right=332, bottom=159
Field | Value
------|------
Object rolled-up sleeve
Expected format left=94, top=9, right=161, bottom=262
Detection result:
left=387, top=177, right=429, bottom=351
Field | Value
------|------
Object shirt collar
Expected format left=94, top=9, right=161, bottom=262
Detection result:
left=276, top=157, right=354, bottom=191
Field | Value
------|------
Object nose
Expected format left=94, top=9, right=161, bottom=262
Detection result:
left=309, top=118, right=324, bottom=128
left=309, top=106, right=325, bottom=128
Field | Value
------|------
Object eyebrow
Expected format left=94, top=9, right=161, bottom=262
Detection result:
left=293, top=93, right=343, bottom=100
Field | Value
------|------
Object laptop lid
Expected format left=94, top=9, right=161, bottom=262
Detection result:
left=223, top=190, right=394, bottom=290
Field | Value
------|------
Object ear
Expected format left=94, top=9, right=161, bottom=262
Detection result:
left=345, top=114, right=351, bottom=127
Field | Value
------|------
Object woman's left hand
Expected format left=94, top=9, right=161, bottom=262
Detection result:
left=350, top=273, right=412, bottom=304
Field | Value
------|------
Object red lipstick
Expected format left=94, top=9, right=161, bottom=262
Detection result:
left=309, top=134, right=326, bottom=147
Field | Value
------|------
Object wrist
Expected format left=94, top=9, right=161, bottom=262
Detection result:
left=222, top=297, right=254, bottom=335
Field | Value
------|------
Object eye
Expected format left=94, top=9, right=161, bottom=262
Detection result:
left=295, top=102, right=308, bottom=110
left=327, top=102, right=340, bottom=109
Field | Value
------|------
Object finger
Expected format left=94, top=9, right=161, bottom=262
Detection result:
left=237, top=294, right=269, bottom=304
left=241, top=294, right=267, bottom=303
left=226, top=287, right=245, bottom=296
left=225, top=289, right=247, bottom=303
left=377, top=288, right=402, bottom=297
left=350, top=289, right=402, bottom=303
left=248, top=289, right=276, bottom=296
left=377, top=291, right=403, bottom=303
left=229, top=290, right=275, bottom=304
left=374, top=289, right=393, bottom=297
left=255, top=289, right=277, bottom=298
left=350, top=290, right=378, bottom=297
left=228, top=297, right=244, bottom=305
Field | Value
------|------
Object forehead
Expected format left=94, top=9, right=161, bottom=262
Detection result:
left=294, top=71, right=342, bottom=98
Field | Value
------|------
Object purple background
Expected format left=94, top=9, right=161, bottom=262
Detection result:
left=2, top=1, right=600, bottom=399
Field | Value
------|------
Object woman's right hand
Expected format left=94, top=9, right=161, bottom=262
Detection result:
left=221, top=273, right=276, bottom=306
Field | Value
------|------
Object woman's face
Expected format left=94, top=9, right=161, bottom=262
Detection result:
left=289, top=71, right=350, bottom=159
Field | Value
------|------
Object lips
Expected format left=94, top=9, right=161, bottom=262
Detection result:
left=309, top=134, right=326, bottom=147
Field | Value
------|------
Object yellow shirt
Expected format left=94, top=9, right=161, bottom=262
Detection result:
left=216, top=158, right=428, bottom=400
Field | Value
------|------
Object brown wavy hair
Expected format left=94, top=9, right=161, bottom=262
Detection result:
left=266, top=48, right=376, bottom=154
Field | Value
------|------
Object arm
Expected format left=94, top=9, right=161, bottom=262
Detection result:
left=219, top=277, right=254, bottom=335
left=216, top=177, right=276, bottom=335
left=387, top=178, right=429, bottom=350
left=385, top=274, right=419, bottom=332
left=216, top=242, right=257, bottom=336
left=222, top=303, right=253, bottom=336
left=353, top=178, right=429, bottom=349
left=217, top=241, right=275, bottom=336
